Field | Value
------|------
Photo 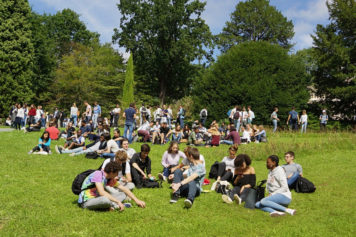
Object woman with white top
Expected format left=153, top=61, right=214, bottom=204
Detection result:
left=14, top=104, right=24, bottom=130
left=300, top=110, right=308, bottom=133
left=255, top=155, right=296, bottom=217
left=216, top=144, right=238, bottom=182
left=70, top=103, right=78, bottom=127
left=158, top=141, right=186, bottom=181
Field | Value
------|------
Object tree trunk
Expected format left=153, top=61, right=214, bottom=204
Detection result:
left=159, top=77, right=166, bottom=106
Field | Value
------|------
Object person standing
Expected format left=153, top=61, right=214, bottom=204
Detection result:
left=14, top=104, right=24, bottom=130
left=93, top=101, right=101, bottom=129
left=112, top=104, right=121, bottom=128
left=84, top=101, right=92, bottom=123
left=300, top=110, right=308, bottom=133
left=319, top=110, right=328, bottom=132
left=123, top=103, right=137, bottom=143
left=286, top=107, right=299, bottom=131
left=177, top=105, right=185, bottom=128
left=139, top=103, right=148, bottom=126
left=28, top=104, right=37, bottom=127
left=70, top=103, right=78, bottom=127
left=271, top=107, right=280, bottom=133
left=200, top=108, right=208, bottom=126
left=247, top=106, right=255, bottom=124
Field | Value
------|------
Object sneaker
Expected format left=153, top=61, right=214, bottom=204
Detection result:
left=170, top=193, right=179, bottom=203
left=28, top=150, right=33, bottom=155
left=234, top=194, right=242, bottom=205
left=222, top=195, right=233, bottom=204
left=286, top=208, right=296, bottom=216
left=184, top=199, right=193, bottom=208
left=124, top=203, right=132, bottom=208
left=270, top=211, right=286, bottom=217
left=69, top=153, right=75, bottom=157
left=158, top=173, right=164, bottom=181
left=48, top=151, right=52, bottom=155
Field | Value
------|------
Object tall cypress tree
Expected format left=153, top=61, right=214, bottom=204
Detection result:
left=0, top=0, right=34, bottom=116
left=122, top=53, right=135, bottom=109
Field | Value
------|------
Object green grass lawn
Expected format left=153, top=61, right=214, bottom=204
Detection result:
left=0, top=129, right=355, bottom=236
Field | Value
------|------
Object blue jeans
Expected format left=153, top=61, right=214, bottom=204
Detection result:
left=255, top=193, right=291, bottom=213
left=172, top=133, right=182, bottom=142
left=86, top=116, right=91, bottom=123
left=179, top=117, right=184, bottom=129
left=272, top=120, right=278, bottom=133
left=301, top=122, right=307, bottom=133
left=220, top=140, right=233, bottom=145
left=101, top=153, right=115, bottom=158
left=41, top=118, right=46, bottom=128
left=200, top=117, right=207, bottom=126
left=92, top=113, right=99, bottom=129
left=71, top=115, right=77, bottom=127
left=61, top=147, right=84, bottom=154
left=234, top=119, right=241, bottom=131
left=124, top=122, right=134, bottom=143
left=287, top=172, right=300, bottom=187
left=173, top=169, right=200, bottom=203
left=168, top=118, right=172, bottom=128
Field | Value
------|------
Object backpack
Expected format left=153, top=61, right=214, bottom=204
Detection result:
left=141, top=107, right=147, bottom=117
left=85, top=152, right=99, bottom=159
left=201, top=110, right=207, bottom=118
left=142, top=179, right=162, bottom=188
left=233, top=111, right=240, bottom=120
left=295, top=177, right=316, bottom=193
left=255, top=180, right=267, bottom=201
left=208, top=161, right=220, bottom=179
left=71, top=169, right=97, bottom=195
left=227, top=109, right=232, bottom=117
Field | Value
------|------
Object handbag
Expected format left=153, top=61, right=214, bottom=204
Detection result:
left=256, top=180, right=267, bottom=202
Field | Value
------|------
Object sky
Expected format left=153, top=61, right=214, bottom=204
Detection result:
left=28, top=0, right=330, bottom=58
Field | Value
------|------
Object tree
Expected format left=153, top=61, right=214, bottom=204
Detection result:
left=217, top=0, right=294, bottom=52
left=52, top=43, right=125, bottom=114
left=312, top=0, right=356, bottom=119
left=193, top=41, right=310, bottom=124
left=113, top=0, right=214, bottom=104
left=0, top=0, right=34, bottom=117
left=122, top=53, right=135, bottom=109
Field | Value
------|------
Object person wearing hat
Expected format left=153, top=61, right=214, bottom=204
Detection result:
left=319, top=109, right=328, bottom=132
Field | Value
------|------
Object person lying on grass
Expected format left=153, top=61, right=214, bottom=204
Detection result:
left=157, top=141, right=186, bottom=181
left=170, top=147, right=206, bottom=208
left=282, top=151, right=303, bottom=189
left=101, top=150, right=135, bottom=190
left=255, top=155, right=296, bottom=217
left=28, top=131, right=51, bottom=155
left=78, top=161, right=145, bottom=211
left=221, top=154, right=256, bottom=205
left=55, top=133, right=109, bottom=156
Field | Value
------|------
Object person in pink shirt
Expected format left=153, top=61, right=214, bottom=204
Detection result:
left=157, top=141, right=186, bottom=181
left=45, top=122, right=60, bottom=140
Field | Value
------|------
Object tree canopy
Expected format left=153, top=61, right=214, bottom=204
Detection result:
left=0, top=0, right=34, bottom=117
left=217, top=0, right=294, bottom=52
left=312, top=0, right=356, bottom=119
left=193, top=41, right=310, bottom=124
left=113, top=0, right=214, bottom=104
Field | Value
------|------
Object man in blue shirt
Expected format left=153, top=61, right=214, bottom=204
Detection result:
left=93, top=101, right=101, bottom=129
left=123, top=103, right=137, bottom=143
left=286, top=107, right=299, bottom=131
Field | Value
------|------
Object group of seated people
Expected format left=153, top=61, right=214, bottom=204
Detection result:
left=136, top=119, right=267, bottom=146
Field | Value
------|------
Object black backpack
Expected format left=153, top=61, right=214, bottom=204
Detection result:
left=233, top=111, right=240, bottom=119
left=201, top=110, right=207, bottom=118
left=85, top=152, right=99, bottom=159
left=71, top=169, right=97, bottom=195
left=295, top=177, right=316, bottom=193
left=208, top=161, right=220, bottom=179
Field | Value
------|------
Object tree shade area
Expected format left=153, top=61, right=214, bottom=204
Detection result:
left=193, top=41, right=310, bottom=124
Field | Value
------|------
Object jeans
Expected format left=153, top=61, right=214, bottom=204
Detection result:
left=163, top=166, right=175, bottom=177
left=92, top=113, right=99, bottom=129
left=101, top=153, right=115, bottom=158
left=41, top=118, right=46, bottom=128
left=228, top=186, right=251, bottom=202
left=61, top=147, right=84, bottom=154
left=287, top=172, right=300, bottom=188
left=172, top=133, right=182, bottom=142
left=14, top=117, right=22, bottom=130
left=173, top=169, right=200, bottom=203
left=179, top=117, right=184, bottom=129
left=255, top=193, right=291, bottom=213
left=220, top=140, right=233, bottom=145
left=82, top=192, right=126, bottom=210
left=301, top=122, right=307, bottom=133
left=85, top=116, right=91, bottom=123
left=124, top=122, right=134, bottom=143
left=272, top=120, right=278, bottom=133
left=200, top=117, right=207, bottom=126
left=71, top=115, right=77, bottom=127
left=234, top=119, right=241, bottom=131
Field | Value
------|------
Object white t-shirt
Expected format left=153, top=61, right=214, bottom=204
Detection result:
left=107, top=139, right=119, bottom=153
left=300, top=114, right=308, bottom=124
left=86, top=105, right=92, bottom=116
left=248, top=110, right=255, bottom=119
left=221, top=156, right=235, bottom=173
left=113, top=108, right=121, bottom=114
left=119, top=148, right=136, bottom=159
left=167, top=108, right=173, bottom=119
left=35, top=109, right=42, bottom=119
left=101, top=159, right=130, bottom=178
left=16, top=108, right=25, bottom=118
left=71, top=107, right=78, bottom=116
left=242, top=111, right=248, bottom=121
left=230, top=108, right=236, bottom=119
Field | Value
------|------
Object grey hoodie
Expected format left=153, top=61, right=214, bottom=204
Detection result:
left=267, top=166, right=291, bottom=199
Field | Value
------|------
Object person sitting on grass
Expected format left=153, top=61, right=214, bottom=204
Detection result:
left=119, top=138, right=136, bottom=160
left=45, top=121, right=60, bottom=140
left=112, top=129, right=124, bottom=147
left=188, top=126, right=203, bottom=146
left=151, top=121, right=161, bottom=144
left=28, top=131, right=51, bottom=155
left=255, top=125, right=267, bottom=143
left=101, top=150, right=135, bottom=190
left=24, top=120, right=42, bottom=133
left=78, top=161, right=145, bottom=211
left=282, top=151, right=303, bottom=189
left=56, top=133, right=109, bottom=156
left=213, top=144, right=239, bottom=183
left=157, top=141, right=186, bottom=181
left=137, top=120, right=153, bottom=143
left=159, top=122, right=172, bottom=145
left=255, top=155, right=296, bottom=217
left=97, top=134, right=120, bottom=158
left=62, top=129, right=85, bottom=150
left=220, top=125, right=241, bottom=145
left=130, top=144, right=154, bottom=188
left=172, top=124, right=183, bottom=143
left=170, top=147, right=206, bottom=209
left=221, top=154, right=256, bottom=205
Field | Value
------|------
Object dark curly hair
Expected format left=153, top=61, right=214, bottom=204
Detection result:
left=234, top=154, right=251, bottom=167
